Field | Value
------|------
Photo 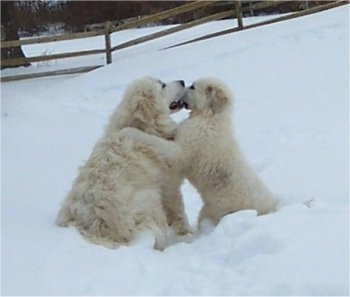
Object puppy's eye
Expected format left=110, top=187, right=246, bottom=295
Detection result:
left=161, top=82, right=166, bottom=89
left=189, top=84, right=195, bottom=90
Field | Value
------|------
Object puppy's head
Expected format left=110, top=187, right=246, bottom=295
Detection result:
left=182, top=78, right=233, bottom=115
left=122, top=77, right=185, bottom=138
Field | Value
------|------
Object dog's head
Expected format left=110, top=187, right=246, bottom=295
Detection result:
left=125, top=77, right=185, bottom=114
left=157, top=78, right=186, bottom=114
left=182, top=78, right=233, bottom=115
left=120, top=77, right=185, bottom=139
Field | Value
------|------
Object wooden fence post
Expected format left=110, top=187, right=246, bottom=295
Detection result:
left=235, top=0, right=243, bottom=30
left=104, top=22, right=112, bottom=64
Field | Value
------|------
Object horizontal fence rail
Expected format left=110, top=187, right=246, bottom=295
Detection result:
left=1, top=30, right=104, bottom=48
left=111, top=9, right=237, bottom=52
left=0, top=65, right=103, bottom=83
left=2, top=49, right=106, bottom=67
left=108, top=0, right=221, bottom=33
left=1, top=0, right=348, bottom=82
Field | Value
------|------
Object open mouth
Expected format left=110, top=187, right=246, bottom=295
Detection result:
left=169, top=100, right=184, bottom=110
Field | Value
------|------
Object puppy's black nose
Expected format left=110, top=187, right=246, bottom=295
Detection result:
left=178, top=80, right=185, bottom=87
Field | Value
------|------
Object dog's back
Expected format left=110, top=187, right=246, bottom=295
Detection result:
left=56, top=131, right=171, bottom=249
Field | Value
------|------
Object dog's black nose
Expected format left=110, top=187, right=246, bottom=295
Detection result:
left=178, top=80, right=185, bottom=87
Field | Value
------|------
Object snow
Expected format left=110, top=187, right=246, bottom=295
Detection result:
left=1, top=7, right=349, bottom=296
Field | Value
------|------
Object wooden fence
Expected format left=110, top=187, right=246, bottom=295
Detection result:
left=163, top=0, right=349, bottom=50
left=0, top=1, right=221, bottom=71
left=1, top=0, right=349, bottom=82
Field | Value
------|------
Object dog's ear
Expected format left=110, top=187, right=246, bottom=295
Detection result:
left=132, top=92, right=158, bottom=128
left=131, top=92, right=176, bottom=139
left=137, top=92, right=157, bottom=117
left=206, top=85, right=228, bottom=114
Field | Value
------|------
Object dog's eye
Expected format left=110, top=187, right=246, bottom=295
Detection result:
left=189, top=84, right=195, bottom=90
left=161, top=82, right=166, bottom=89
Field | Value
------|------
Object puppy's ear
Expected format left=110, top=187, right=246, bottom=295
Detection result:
left=206, top=85, right=228, bottom=113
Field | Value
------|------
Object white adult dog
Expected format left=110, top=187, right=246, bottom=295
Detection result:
left=56, top=77, right=190, bottom=250
left=176, top=78, right=276, bottom=228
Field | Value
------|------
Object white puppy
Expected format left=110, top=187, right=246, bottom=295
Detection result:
left=56, top=77, right=190, bottom=250
left=176, top=78, right=276, bottom=228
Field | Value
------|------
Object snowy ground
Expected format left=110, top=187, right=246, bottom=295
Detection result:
left=1, top=7, right=349, bottom=296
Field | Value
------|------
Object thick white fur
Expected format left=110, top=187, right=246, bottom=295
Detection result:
left=56, top=77, right=190, bottom=250
left=176, top=78, right=276, bottom=228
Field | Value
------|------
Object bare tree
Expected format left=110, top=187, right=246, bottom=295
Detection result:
left=1, top=1, right=30, bottom=69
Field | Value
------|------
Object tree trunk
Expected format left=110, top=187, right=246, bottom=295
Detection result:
left=1, top=1, right=30, bottom=69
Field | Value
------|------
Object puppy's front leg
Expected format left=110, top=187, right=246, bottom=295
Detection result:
left=161, top=181, right=192, bottom=236
left=119, top=127, right=183, bottom=164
